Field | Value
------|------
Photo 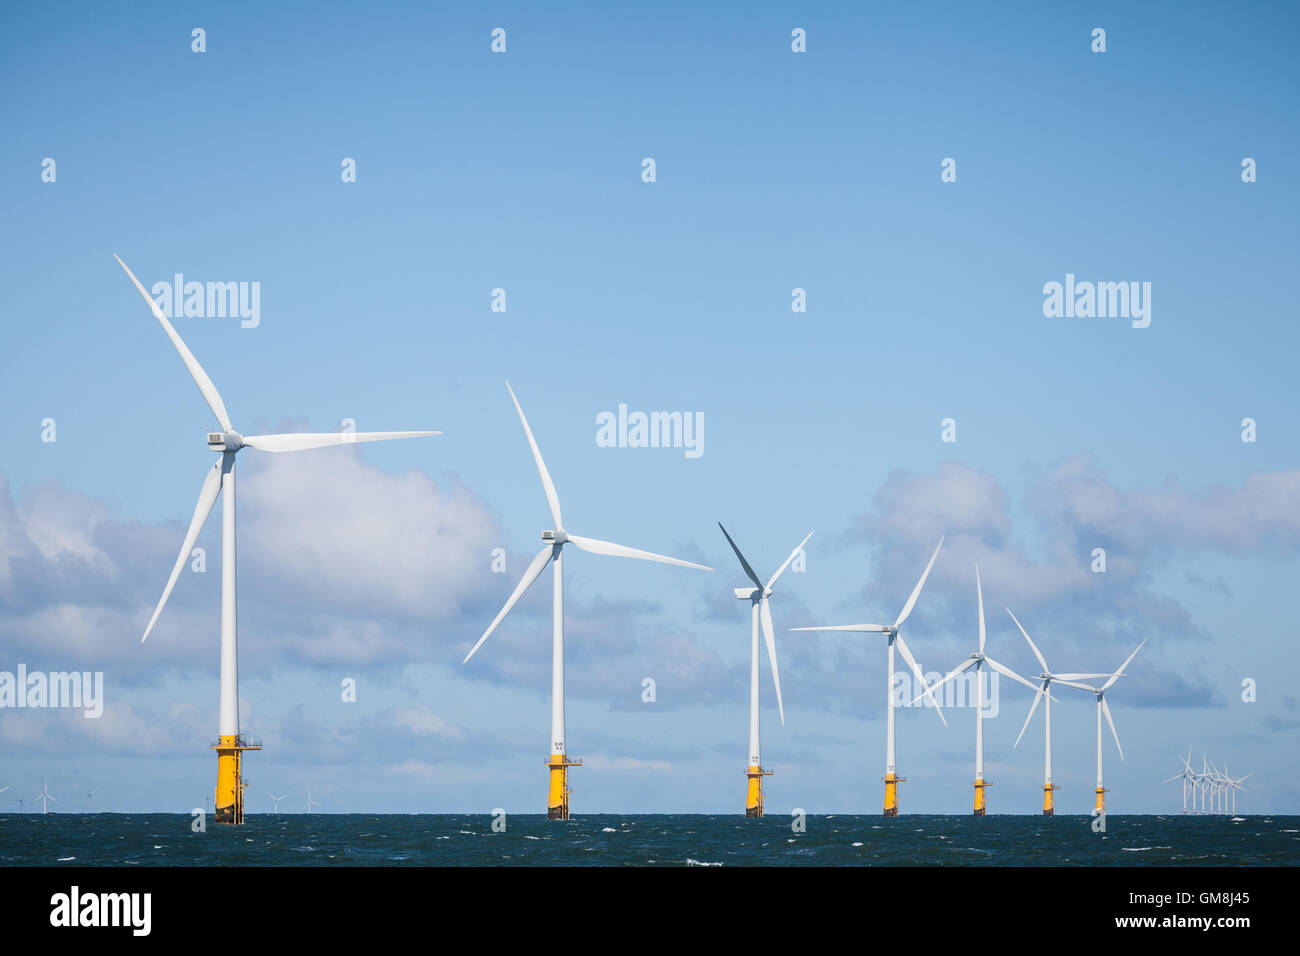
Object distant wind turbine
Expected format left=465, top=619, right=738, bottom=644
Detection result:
left=718, top=523, right=813, bottom=817
left=303, top=791, right=321, bottom=814
left=463, top=382, right=712, bottom=820
left=85, top=788, right=98, bottom=812
left=266, top=792, right=287, bottom=815
left=37, top=779, right=57, bottom=815
left=792, top=538, right=948, bottom=817
left=116, top=255, right=439, bottom=826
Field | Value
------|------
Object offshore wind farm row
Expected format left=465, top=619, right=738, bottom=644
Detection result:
left=109, top=254, right=1213, bottom=824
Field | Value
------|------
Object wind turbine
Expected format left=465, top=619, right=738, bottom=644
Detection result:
left=791, top=538, right=948, bottom=817
left=85, top=788, right=98, bottom=812
left=37, top=779, right=57, bottom=815
left=910, top=565, right=1041, bottom=815
left=1163, top=750, right=1196, bottom=812
left=303, top=791, right=321, bottom=814
left=1007, top=609, right=1111, bottom=816
left=266, top=792, right=287, bottom=815
left=718, top=523, right=813, bottom=817
left=463, top=383, right=712, bottom=820
left=1074, top=641, right=1144, bottom=814
left=116, top=255, right=438, bottom=826
left=1224, top=762, right=1251, bottom=816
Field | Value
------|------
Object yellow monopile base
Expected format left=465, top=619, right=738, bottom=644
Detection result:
left=973, top=778, right=988, bottom=816
left=745, top=765, right=773, bottom=817
left=1095, top=786, right=1107, bottom=814
left=547, top=754, right=581, bottom=820
left=212, top=734, right=261, bottom=825
left=883, top=773, right=903, bottom=817
left=1043, top=783, right=1058, bottom=816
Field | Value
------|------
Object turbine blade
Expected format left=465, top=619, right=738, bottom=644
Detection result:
left=115, top=255, right=233, bottom=432
left=463, top=546, right=554, bottom=663
left=1014, top=686, right=1044, bottom=749
left=983, top=656, right=1041, bottom=695
left=1054, top=673, right=1115, bottom=681
left=1005, top=607, right=1048, bottom=673
left=1053, top=678, right=1098, bottom=691
left=142, top=457, right=224, bottom=642
left=242, top=430, right=439, bottom=453
left=895, top=634, right=946, bottom=726
left=1102, top=639, right=1147, bottom=690
left=908, top=657, right=975, bottom=706
left=975, top=564, right=986, bottom=653
left=717, top=523, right=762, bottom=589
left=765, top=531, right=814, bottom=591
left=1101, top=698, right=1124, bottom=761
left=566, top=534, right=711, bottom=571
left=505, top=382, right=562, bottom=529
left=789, top=624, right=890, bottom=633
left=894, top=537, right=944, bottom=628
left=759, top=596, right=784, bottom=725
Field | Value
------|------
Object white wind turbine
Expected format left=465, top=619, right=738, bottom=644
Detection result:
left=1224, top=762, right=1251, bottom=816
left=791, top=538, right=948, bottom=817
left=1163, top=750, right=1196, bottom=812
left=303, top=791, right=321, bottom=814
left=1007, top=609, right=1111, bottom=816
left=85, top=788, right=98, bottom=812
left=463, top=383, right=712, bottom=819
left=37, top=779, right=57, bottom=815
left=717, top=523, right=814, bottom=817
left=909, top=565, right=1041, bottom=815
left=116, top=255, right=438, bottom=825
left=1074, top=640, right=1145, bottom=814
left=266, top=792, right=287, bottom=815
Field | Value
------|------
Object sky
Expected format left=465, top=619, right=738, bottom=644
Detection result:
left=0, top=1, right=1297, bottom=816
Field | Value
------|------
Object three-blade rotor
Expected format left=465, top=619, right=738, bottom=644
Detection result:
left=791, top=538, right=948, bottom=725
left=118, top=256, right=439, bottom=643
left=718, top=523, right=814, bottom=725
left=464, top=383, right=711, bottom=664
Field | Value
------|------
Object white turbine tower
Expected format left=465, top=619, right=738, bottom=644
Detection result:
left=303, top=791, right=321, bottom=814
left=266, top=792, right=287, bottom=815
left=1007, top=609, right=1111, bottom=816
left=717, top=523, right=813, bottom=817
left=791, top=538, right=948, bottom=817
left=1075, top=641, right=1144, bottom=815
left=463, top=383, right=712, bottom=819
left=117, top=256, right=438, bottom=826
left=37, top=779, right=57, bottom=815
left=910, top=565, right=1040, bottom=815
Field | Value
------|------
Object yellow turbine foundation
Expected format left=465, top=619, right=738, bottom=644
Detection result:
left=212, top=734, right=261, bottom=825
left=883, top=773, right=905, bottom=817
left=546, top=754, right=581, bottom=820
left=1094, top=786, right=1108, bottom=814
left=1042, top=783, right=1059, bottom=816
left=745, top=765, right=773, bottom=817
left=973, top=778, right=988, bottom=816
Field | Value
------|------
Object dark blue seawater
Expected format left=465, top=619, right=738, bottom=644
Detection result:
left=1, top=813, right=1296, bottom=866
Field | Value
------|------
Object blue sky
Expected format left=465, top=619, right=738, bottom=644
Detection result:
left=1, top=1, right=1297, bottom=815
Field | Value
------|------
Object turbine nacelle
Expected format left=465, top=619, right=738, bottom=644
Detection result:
left=541, top=529, right=569, bottom=545
left=207, top=430, right=244, bottom=452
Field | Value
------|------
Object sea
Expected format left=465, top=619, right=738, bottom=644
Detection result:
left=2, top=813, right=1296, bottom=866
